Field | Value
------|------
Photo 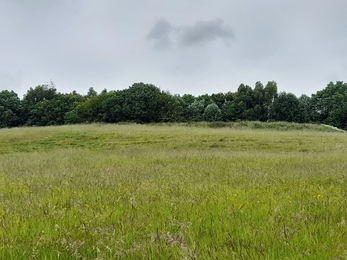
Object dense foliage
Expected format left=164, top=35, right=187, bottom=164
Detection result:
left=1, top=81, right=347, bottom=129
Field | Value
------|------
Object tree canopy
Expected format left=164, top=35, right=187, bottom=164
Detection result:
left=1, top=80, right=347, bottom=130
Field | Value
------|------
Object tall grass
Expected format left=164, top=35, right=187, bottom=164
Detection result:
left=0, top=123, right=346, bottom=259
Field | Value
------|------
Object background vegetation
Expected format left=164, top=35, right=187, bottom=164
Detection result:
left=1, top=80, right=347, bottom=130
left=0, top=123, right=347, bottom=259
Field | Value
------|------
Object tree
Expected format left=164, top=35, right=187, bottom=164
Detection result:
left=22, top=82, right=58, bottom=124
left=185, top=100, right=205, bottom=122
left=91, top=83, right=168, bottom=123
left=181, top=94, right=196, bottom=106
left=220, top=92, right=236, bottom=121
left=210, top=93, right=226, bottom=108
left=159, top=93, right=184, bottom=122
left=252, top=82, right=268, bottom=121
left=120, top=83, right=167, bottom=123
left=27, top=93, right=84, bottom=126
left=23, top=82, right=57, bottom=106
left=271, top=92, right=299, bottom=122
left=65, top=91, right=108, bottom=124
left=253, top=82, right=265, bottom=106
left=97, top=91, right=125, bottom=123
left=221, top=99, right=246, bottom=121
left=203, top=103, right=222, bottom=122
left=310, top=81, right=347, bottom=129
left=197, top=94, right=212, bottom=104
left=297, top=94, right=312, bottom=123
left=264, top=81, right=278, bottom=105
left=236, top=84, right=254, bottom=110
left=230, top=84, right=254, bottom=120
left=224, top=91, right=234, bottom=102
left=0, top=90, right=22, bottom=127
left=221, top=101, right=233, bottom=121
left=87, top=87, right=97, bottom=97
left=264, top=81, right=278, bottom=121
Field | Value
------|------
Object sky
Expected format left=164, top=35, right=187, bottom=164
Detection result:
left=1, top=0, right=347, bottom=98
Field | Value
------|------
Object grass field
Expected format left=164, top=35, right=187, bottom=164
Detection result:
left=0, top=122, right=347, bottom=259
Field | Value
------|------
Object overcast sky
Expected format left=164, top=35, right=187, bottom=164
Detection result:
left=1, top=0, right=347, bottom=98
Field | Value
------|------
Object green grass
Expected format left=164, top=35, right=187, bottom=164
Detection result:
left=0, top=123, right=347, bottom=259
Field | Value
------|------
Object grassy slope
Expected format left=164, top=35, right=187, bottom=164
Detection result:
left=0, top=123, right=347, bottom=259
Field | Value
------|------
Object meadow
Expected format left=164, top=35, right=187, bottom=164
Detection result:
left=0, top=122, right=347, bottom=259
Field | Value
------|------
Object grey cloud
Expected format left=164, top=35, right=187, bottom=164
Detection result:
left=3, top=0, right=347, bottom=98
left=178, top=19, right=235, bottom=47
left=147, top=18, right=235, bottom=49
left=146, top=18, right=174, bottom=50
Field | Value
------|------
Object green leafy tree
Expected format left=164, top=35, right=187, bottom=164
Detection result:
left=264, top=81, right=278, bottom=104
left=221, top=99, right=246, bottom=121
left=87, top=87, right=97, bottom=97
left=159, top=93, right=184, bottom=122
left=100, top=88, right=183, bottom=123
left=230, top=84, right=254, bottom=120
left=23, top=82, right=57, bottom=106
left=252, top=82, right=268, bottom=121
left=253, top=82, right=265, bottom=105
left=210, top=93, right=226, bottom=108
left=297, top=94, right=312, bottom=123
left=0, top=90, right=22, bottom=127
left=264, top=81, right=278, bottom=121
left=271, top=92, right=299, bottom=122
left=97, top=91, right=125, bottom=123
left=181, top=94, right=196, bottom=116
left=27, top=93, right=84, bottom=126
left=220, top=92, right=236, bottom=121
left=181, top=94, right=196, bottom=106
left=94, top=83, right=169, bottom=123
left=203, top=103, right=222, bottom=122
left=221, top=100, right=233, bottom=121
left=65, top=91, right=108, bottom=124
left=310, top=81, right=347, bottom=129
left=185, top=100, right=205, bottom=122
left=22, top=82, right=58, bottom=124
left=120, top=83, right=168, bottom=123
left=224, top=91, right=234, bottom=102
left=236, top=84, right=254, bottom=110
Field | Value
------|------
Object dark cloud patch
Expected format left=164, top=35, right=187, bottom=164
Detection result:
left=147, top=18, right=235, bottom=49
left=178, top=19, right=235, bottom=47
left=146, top=18, right=174, bottom=50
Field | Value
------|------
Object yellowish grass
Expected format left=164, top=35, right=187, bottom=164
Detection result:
left=0, top=123, right=346, bottom=259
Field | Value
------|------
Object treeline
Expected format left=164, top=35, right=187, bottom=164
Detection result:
left=1, top=81, right=347, bottom=130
